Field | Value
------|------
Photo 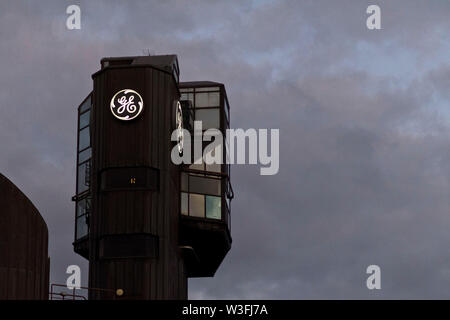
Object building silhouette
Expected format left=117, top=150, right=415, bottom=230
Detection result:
left=72, top=55, right=233, bottom=299
left=0, top=173, right=49, bottom=300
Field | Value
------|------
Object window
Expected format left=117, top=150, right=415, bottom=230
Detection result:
left=79, top=127, right=90, bottom=151
left=77, top=197, right=90, bottom=217
left=196, top=86, right=220, bottom=92
left=206, top=163, right=221, bottom=173
left=189, top=175, right=221, bottom=196
left=195, top=109, right=220, bottom=129
left=78, top=148, right=91, bottom=163
left=79, top=111, right=90, bottom=129
left=225, top=97, right=230, bottom=124
left=178, top=84, right=230, bottom=223
left=76, top=196, right=90, bottom=240
left=189, top=193, right=205, bottom=218
left=206, top=196, right=221, bottom=219
left=180, top=172, right=222, bottom=220
left=181, top=93, right=194, bottom=105
left=76, top=215, right=88, bottom=239
left=195, top=92, right=220, bottom=108
left=77, top=160, right=90, bottom=194
left=75, top=93, right=92, bottom=241
left=77, top=94, right=92, bottom=195
left=181, top=192, right=188, bottom=215
left=80, top=95, right=91, bottom=113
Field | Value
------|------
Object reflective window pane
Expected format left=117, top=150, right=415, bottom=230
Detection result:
left=189, top=162, right=204, bottom=171
left=225, top=99, right=229, bottom=122
left=77, top=162, right=89, bottom=194
left=181, top=192, right=188, bottom=215
left=196, top=87, right=220, bottom=92
left=206, top=196, right=221, bottom=220
left=181, top=93, right=194, bottom=105
left=206, top=163, right=221, bottom=173
left=195, top=109, right=220, bottom=129
left=79, top=111, right=90, bottom=129
left=78, top=148, right=91, bottom=164
left=79, top=127, right=90, bottom=151
left=195, top=92, right=220, bottom=108
left=189, top=193, right=205, bottom=218
left=181, top=173, right=188, bottom=191
left=195, top=93, right=208, bottom=107
left=189, top=175, right=221, bottom=196
left=80, top=95, right=91, bottom=113
left=76, top=198, right=90, bottom=217
left=76, top=215, right=88, bottom=239
left=208, top=92, right=220, bottom=106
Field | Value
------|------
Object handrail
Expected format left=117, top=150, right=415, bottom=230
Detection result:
left=49, top=283, right=121, bottom=300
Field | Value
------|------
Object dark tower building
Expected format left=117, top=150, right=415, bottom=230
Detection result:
left=0, top=173, right=50, bottom=300
left=73, top=55, right=233, bottom=299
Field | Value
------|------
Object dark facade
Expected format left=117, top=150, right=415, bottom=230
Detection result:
left=73, top=55, right=232, bottom=299
left=0, top=173, right=49, bottom=300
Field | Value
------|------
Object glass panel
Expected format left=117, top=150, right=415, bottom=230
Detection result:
left=181, top=93, right=194, bottom=105
left=79, top=111, right=90, bottom=129
left=78, top=148, right=91, bottom=164
left=76, top=198, right=90, bottom=217
left=195, top=109, right=220, bottom=129
left=209, top=92, right=220, bottom=106
left=79, top=127, right=90, bottom=151
left=181, top=192, right=188, bottom=215
left=76, top=215, right=88, bottom=239
left=181, top=173, right=188, bottom=191
left=77, top=162, right=89, bottom=194
left=189, top=162, right=204, bottom=171
left=195, top=92, right=220, bottom=108
left=180, top=88, right=194, bottom=93
left=189, top=175, right=221, bottom=196
left=196, top=87, right=220, bottom=92
left=206, top=163, right=221, bottom=173
left=206, top=196, right=221, bottom=220
left=225, top=99, right=229, bottom=122
left=80, top=95, right=91, bottom=113
left=189, top=193, right=204, bottom=218
left=195, top=93, right=208, bottom=108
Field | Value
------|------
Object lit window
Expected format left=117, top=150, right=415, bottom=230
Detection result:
left=189, top=193, right=205, bottom=218
left=206, top=196, right=221, bottom=220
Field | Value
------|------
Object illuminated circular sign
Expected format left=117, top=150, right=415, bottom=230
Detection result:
left=110, top=89, right=144, bottom=121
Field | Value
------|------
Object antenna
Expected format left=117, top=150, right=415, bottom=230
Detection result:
left=142, top=48, right=154, bottom=56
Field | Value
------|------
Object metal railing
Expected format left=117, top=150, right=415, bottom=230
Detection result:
left=49, top=283, right=122, bottom=300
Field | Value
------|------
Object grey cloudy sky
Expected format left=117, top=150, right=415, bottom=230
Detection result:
left=1, top=0, right=450, bottom=299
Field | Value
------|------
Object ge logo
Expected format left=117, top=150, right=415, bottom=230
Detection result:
left=110, top=89, right=144, bottom=121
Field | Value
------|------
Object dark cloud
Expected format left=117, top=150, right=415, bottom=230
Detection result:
left=1, top=0, right=450, bottom=298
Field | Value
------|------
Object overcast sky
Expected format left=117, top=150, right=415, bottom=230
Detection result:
left=1, top=0, right=450, bottom=299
